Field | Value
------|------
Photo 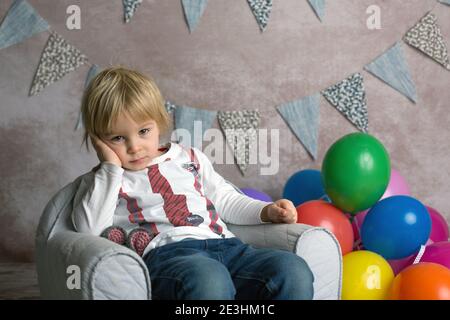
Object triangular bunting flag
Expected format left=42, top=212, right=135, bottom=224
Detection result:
left=403, top=12, right=450, bottom=70
left=174, top=104, right=217, bottom=149
left=0, top=0, right=49, bottom=50
left=308, top=0, right=326, bottom=22
left=84, top=64, right=101, bottom=89
left=182, top=0, right=208, bottom=33
left=218, top=110, right=260, bottom=175
left=438, top=0, right=450, bottom=5
left=277, top=95, right=321, bottom=159
left=364, top=42, right=418, bottom=103
left=75, top=64, right=101, bottom=131
left=29, top=32, right=88, bottom=96
left=247, top=0, right=273, bottom=32
left=321, top=73, right=368, bottom=132
left=123, top=0, right=142, bottom=23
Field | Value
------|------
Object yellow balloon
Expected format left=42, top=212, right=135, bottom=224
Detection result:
left=342, top=250, right=394, bottom=300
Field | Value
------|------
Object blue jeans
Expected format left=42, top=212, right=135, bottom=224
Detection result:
left=144, top=237, right=314, bottom=300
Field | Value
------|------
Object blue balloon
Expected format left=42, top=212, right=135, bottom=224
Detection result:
left=361, top=195, right=431, bottom=260
left=283, top=169, right=329, bottom=207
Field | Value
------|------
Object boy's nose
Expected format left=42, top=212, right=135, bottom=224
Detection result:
left=127, top=141, right=142, bottom=154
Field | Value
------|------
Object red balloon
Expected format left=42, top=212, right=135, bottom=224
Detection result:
left=296, top=200, right=354, bottom=255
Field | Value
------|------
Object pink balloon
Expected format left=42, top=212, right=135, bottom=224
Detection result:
left=352, top=169, right=410, bottom=243
left=426, top=206, right=449, bottom=243
left=419, top=241, right=450, bottom=269
left=381, top=169, right=410, bottom=199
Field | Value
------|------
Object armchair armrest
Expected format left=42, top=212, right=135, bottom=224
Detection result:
left=36, top=230, right=151, bottom=300
left=227, top=223, right=321, bottom=251
left=227, top=223, right=343, bottom=300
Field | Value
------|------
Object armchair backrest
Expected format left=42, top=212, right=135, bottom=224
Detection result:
left=36, top=174, right=85, bottom=247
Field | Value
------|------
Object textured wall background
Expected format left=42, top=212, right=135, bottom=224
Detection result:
left=0, top=0, right=449, bottom=262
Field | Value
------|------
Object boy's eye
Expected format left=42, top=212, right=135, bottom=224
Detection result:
left=111, top=136, right=124, bottom=142
left=140, top=128, right=151, bottom=135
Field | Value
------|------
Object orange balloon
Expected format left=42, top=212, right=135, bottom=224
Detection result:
left=389, top=262, right=450, bottom=300
left=296, top=200, right=354, bottom=255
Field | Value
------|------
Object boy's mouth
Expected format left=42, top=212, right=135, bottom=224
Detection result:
left=130, top=156, right=147, bottom=164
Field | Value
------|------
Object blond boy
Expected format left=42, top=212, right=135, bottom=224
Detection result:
left=72, top=66, right=314, bottom=299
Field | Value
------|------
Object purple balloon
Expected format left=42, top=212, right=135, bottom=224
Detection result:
left=388, top=255, right=416, bottom=275
left=240, top=188, right=273, bottom=202
left=387, top=239, right=434, bottom=275
left=419, top=241, right=450, bottom=269
left=426, top=206, right=449, bottom=243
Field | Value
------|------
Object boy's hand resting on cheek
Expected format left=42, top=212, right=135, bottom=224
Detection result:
left=90, top=135, right=122, bottom=168
left=261, top=199, right=297, bottom=224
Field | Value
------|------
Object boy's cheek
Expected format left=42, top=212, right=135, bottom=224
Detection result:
left=104, top=141, right=119, bottom=152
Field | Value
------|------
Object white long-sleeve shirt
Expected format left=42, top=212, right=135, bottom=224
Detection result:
left=71, top=143, right=270, bottom=256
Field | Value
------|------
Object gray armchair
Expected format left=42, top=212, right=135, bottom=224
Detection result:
left=35, top=176, right=342, bottom=300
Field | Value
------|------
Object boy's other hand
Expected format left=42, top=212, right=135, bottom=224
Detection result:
left=90, top=135, right=122, bottom=168
left=261, top=199, right=297, bottom=224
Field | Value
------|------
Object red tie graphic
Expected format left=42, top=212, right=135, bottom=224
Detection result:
left=147, top=165, right=202, bottom=227
left=119, top=188, right=158, bottom=235
left=187, top=148, right=223, bottom=236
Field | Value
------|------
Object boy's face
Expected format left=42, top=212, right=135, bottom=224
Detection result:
left=101, top=112, right=162, bottom=171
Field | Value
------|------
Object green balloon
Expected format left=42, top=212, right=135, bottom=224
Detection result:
left=321, top=133, right=390, bottom=214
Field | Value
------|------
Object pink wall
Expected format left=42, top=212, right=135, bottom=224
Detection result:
left=0, top=0, right=449, bottom=261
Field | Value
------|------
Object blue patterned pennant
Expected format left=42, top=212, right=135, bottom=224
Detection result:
left=403, top=12, right=450, bottom=70
left=218, top=110, right=260, bottom=175
left=308, top=0, right=326, bottom=22
left=29, top=32, right=88, bottom=96
left=83, top=64, right=101, bottom=89
left=174, top=104, right=217, bottom=149
left=123, top=0, right=142, bottom=23
left=182, top=0, right=208, bottom=33
left=247, top=0, right=273, bottom=32
left=321, top=73, right=368, bottom=133
left=277, top=95, right=321, bottom=160
left=75, top=64, right=101, bottom=131
left=364, top=42, right=417, bottom=103
left=0, top=0, right=49, bottom=50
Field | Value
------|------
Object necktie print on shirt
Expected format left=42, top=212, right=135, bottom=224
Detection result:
left=147, top=164, right=204, bottom=227
left=118, top=188, right=146, bottom=224
left=185, top=148, right=223, bottom=237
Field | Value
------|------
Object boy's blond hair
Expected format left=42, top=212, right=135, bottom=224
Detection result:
left=81, top=66, right=170, bottom=149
